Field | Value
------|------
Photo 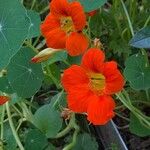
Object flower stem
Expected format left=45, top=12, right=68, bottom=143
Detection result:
left=0, top=105, right=5, bottom=140
left=63, top=124, right=80, bottom=150
left=146, top=90, right=150, bottom=101
left=6, top=102, right=24, bottom=150
left=120, top=0, right=134, bottom=36
left=46, top=63, right=61, bottom=89
left=116, top=92, right=150, bottom=128
left=55, top=114, right=75, bottom=138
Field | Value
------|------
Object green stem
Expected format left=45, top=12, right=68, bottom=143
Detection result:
left=0, top=105, right=5, bottom=140
left=144, top=15, right=150, bottom=27
left=146, top=90, right=150, bottom=101
left=46, top=63, right=60, bottom=89
left=63, top=124, right=80, bottom=150
left=6, top=102, right=24, bottom=150
left=55, top=114, right=75, bottom=138
left=52, top=90, right=64, bottom=108
left=24, top=41, right=38, bottom=53
left=40, top=5, right=49, bottom=14
left=31, top=0, right=36, bottom=9
left=116, top=93, right=150, bottom=128
left=19, top=102, right=33, bottom=123
left=120, top=0, right=134, bottom=36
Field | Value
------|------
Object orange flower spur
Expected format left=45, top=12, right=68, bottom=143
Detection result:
left=61, top=48, right=125, bottom=125
left=0, top=96, right=9, bottom=105
left=41, top=0, right=89, bottom=56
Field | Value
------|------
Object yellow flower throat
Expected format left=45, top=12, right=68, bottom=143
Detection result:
left=89, top=73, right=105, bottom=94
left=60, top=17, right=75, bottom=34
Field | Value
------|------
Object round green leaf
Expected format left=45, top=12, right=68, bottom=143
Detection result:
left=0, top=0, right=30, bottom=69
left=7, top=47, right=44, bottom=98
left=27, top=10, right=41, bottom=38
left=78, top=0, right=107, bottom=12
left=124, top=53, right=150, bottom=90
left=33, top=104, right=62, bottom=138
left=130, top=27, right=150, bottom=48
left=129, top=113, right=150, bottom=137
left=0, top=76, right=13, bottom=93
left=25, top=129, right=48, bottom=150
left=4, top=123, right=17, bottom=150
left=73, top=133, right=98, bottom=150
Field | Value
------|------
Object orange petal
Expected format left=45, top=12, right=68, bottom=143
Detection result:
left=50, top=0, right=70, bottom=17
left=81, top=48, right=105, bottom=72
left=46, top=28, right=67, bottom=49
left=0, top=96, right=9, bottom=105
left=102, top=61, right=125, bottom=94
left=68, top=1, right=86, bottom=30
left=66, top=32, right=89, bottom=56
left=41, top=14, right=60, bottom=37
left=61, top=65, right=89, bottom=92
left=67, top=87, right=92, bottom=113
left=87, top=95, right=115, bottom=125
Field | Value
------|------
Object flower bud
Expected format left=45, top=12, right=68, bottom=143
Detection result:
left=31, top=48, right=61, bottom=63
left=0, top=96, right=9, bottom=105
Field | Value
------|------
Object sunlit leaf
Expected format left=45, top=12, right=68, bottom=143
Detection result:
left=130, top=27, right=150, bottom=48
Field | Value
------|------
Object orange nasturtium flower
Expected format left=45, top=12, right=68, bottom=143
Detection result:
left=0, top=96, right=9, bottom=105
left=62, top=48, right=124, bottom=125
left=41, top=0, right=89, bottom=56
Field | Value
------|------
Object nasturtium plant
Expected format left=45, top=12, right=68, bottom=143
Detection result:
left=78, top=0, right=107, bottom=12
left=129, top=113, right=150, bottom=137
left=0, top=0, right=30, bottom=69
left=24, top=129, right=49, bottom=150
left=124, top=53, right=150, bottom=90
left=27, top=10, right=41, bottom=39
left=73, top=133, right=98, bottom=150
left=130, top=27, right=150, bottom=48
left=0, top=0, right=150, bottom=150
left=33, top=104, right=62, bottom=138
left=0, top=76, right=13, bottom=94
left=7, top=47, right=44, bottom=98
left=45, top=51, right=68, bottom=65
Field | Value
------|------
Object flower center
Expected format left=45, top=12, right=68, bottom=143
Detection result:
left=60, top=17, right=75, bottom=34
left=89, top=72, right=105, bottom=94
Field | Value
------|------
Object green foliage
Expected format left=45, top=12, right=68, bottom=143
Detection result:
left=46, top=51, right=68, bottom=65
left=0, top=76, right=13, bottom=93
left=124, top=53, right=150, bottom=90
left=3, top=123, right=17, bottom=150
left=33, top=104, right=62, bottom=138
left=89, top=12, right=102, bottom=37
left=129, top=113, right=150, bottom=137
left=50, top=91, right=66, bottom=110
left=27, top=10, right=41, bottom=38
left=24, top=129, right=48, bottom=150
left=0, top=0, right=30, bottom=69
left=78, top=0, right=107, bottom=12
left=7, top=47, right=44, bottom=98
left=130, top=27, right=150, bottom=48
left=73, top=133, right=98, bottom=150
